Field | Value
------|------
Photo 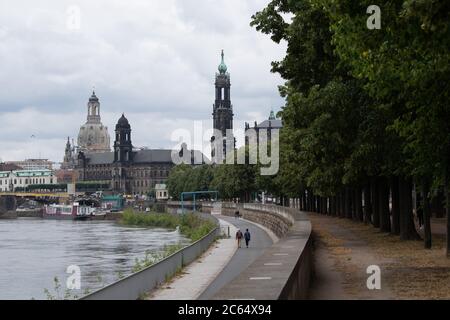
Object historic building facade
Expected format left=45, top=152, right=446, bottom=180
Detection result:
left=245, top=110, right=283, bottom=147
left=211, top=50, right=234, bottom=161
left=61, top=92, right=110, bottom=170
left=77, top=114, right=204, bottom=195
left=0, top=169, right=57, bottom=192
left=61, top=137, right=76, bottom=170
left=6, top=159, right=53, bottom=171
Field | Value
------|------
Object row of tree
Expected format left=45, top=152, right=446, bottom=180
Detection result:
left=166, top=161, right=259, bottom=203
left=248, top=0, right=449, bottom=254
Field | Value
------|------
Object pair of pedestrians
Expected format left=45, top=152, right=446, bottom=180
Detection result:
left=235, top=228, right=251, bottom=248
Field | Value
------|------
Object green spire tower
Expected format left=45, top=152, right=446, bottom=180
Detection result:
left=212, top=50, right=234, bottom=161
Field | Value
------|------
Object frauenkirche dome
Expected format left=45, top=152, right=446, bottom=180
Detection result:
left=77, top=91, right=111, bottom=153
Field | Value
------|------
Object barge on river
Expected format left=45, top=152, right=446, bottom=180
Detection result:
left=43, top=202, right=102, bottom=221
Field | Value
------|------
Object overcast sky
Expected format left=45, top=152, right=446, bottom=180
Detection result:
left=0, top=0, right=286, bottom=164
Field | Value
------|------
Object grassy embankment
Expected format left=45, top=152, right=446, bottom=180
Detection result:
left=120, top=209, right=217, bottom=272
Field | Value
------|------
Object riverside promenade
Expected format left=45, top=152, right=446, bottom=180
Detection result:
left=149, top=202, right=313, bottom=300
left=147, top=215, right=274, bottom=300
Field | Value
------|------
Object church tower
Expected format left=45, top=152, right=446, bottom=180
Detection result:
left=112, top=114, right=133, bottom=193
left=211, top=50, right=234, bottom=160
left=114, top=114, right=133, bottom=163
left=61, top=137, right=76, bottom=169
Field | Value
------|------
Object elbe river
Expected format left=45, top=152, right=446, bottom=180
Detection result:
left=0, top=218, right=188, bottom=300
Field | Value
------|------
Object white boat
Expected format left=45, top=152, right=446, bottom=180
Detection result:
left=44, top=202, right=97, bottom=221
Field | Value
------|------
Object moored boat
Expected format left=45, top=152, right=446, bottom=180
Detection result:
left=44, top=202, right=96, bottom=220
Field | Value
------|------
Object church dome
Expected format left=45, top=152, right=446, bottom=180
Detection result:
left=89, top=91, right=99, bottom=102
left=116, top=114, right=131, bottom=130
left=77, top=91, right=111, bottom=153
left=78, top=123, right=111, bottom=153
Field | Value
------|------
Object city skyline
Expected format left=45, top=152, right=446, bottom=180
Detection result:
left=0, top=0, right=286, bottom=163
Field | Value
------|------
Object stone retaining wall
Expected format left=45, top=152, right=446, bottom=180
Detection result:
left=201, top=201, right=313, bottom=300
left=202, top=202, right=294, bottom=238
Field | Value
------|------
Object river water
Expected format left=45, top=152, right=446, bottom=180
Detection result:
left=0, top=218, right=189, bottom=300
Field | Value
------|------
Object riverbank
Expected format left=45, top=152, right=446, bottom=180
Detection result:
left=120, top=209, right=216, bottom=242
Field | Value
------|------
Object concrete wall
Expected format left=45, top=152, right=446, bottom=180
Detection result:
left=0, top=196, right=17, bottom=218
left=81, top=213, right=220, bottom=300
left=202, top=202, right=295, bottom=238
left=202, top=202, right=313, bottom=300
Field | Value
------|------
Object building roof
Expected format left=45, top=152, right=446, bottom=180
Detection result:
left=84, top=148, right=208, bottom=165
left=0, top=169, right=54, bottom=177
left=85, top=152, right=115, bottom=165
left=116, top=114, right=131, bottom=130
left=133, top=149, right=172, bottom=163
left=0, top=163, right=23, bottom=171
left=89, top=91, right=99, bottom=102
left=256, top=119, right=283, bottom=129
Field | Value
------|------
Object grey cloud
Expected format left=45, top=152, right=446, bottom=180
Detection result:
left=0, top=0, right=286, bottom=162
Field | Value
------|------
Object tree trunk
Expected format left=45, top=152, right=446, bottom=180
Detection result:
left=308, top=192, right=312, bottom=212
left=330, top=196, right=335, bottom=216
left=422, top=182, right=432, bottom=249
left=445, top=172, right=450, bottom=257
left=302, top=192, right=307, bottom=211
left=391, top=176, right=400, bottom=235
left=364, top=183, right=372, bottom=224
left=372, top=178, right=380, bottom=228
left=316, top=196, right=320, bottom=213
left=379, top=177, right=391, bottom=232
left=336, top=193, right=341, bottom=217
left=321, top=196, right=325, bottom=214
left=351, top=189, right=357, bottom=220
left=306, top=191, right=311, bottom=212
left=343, top=188, right=350, bottom=219
left=399, top=176, right=421, bottom=240
left=319, top=196, right=323, bottom=214
left=355, top=187, right=363, bottom=221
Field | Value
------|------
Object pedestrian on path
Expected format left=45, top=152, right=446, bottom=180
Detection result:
left=236, top=229, right=243, bottom=248
left=244, top=229, right=251, bottom=248
left=234, top=210, right=240, bottom=219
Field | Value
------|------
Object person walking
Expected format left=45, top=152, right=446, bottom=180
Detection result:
left=236, top=229, right=243, bottom=248
left=244, top=229, right=251, bottom=248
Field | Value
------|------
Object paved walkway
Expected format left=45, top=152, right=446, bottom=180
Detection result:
left=308, top=214, right=395, bottom=300
left=147, top=218, right=238, bottom=300
left=212, top=212, right=311, bottom=300
left=198, top=216, right=274, bottom=300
